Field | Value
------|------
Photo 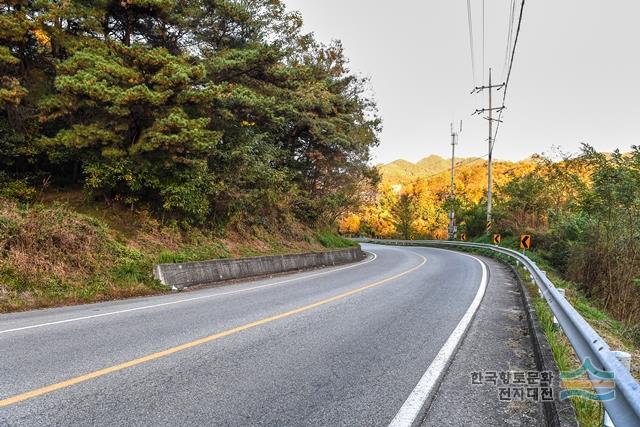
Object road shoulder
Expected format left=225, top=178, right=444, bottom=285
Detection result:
left=423, top=255, right=545, bottom=426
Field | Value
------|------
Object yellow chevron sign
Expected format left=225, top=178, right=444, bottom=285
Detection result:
left=493, top=234, right=502, bottom=245
left=520, top=235, right=532, bottom=250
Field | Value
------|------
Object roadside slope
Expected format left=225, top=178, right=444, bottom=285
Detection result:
left=0, top=197, right=354, bottom=312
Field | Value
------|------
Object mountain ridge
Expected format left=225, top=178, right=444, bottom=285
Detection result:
left=377, top=154, right=487, bottom=184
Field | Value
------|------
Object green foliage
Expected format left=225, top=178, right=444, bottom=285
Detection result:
left=0, top=197, right=353, bottom=312
left=460, top=202, right=486, bottom=237
left=493, top=145, right=640, bottom=328
left=316, top=231, right=357, bottom=248
left=565, top=146, right=640, bottom=325
left=0, top=0, right=379, bottom=227
left=530, top=294, right=604, bottom=427
left=0, top=174, right=35, bottom=201
left=392, top=193, right=414, bottom=240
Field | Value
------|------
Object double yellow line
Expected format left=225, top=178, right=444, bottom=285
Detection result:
left=0, top=252, right=426, bottom=409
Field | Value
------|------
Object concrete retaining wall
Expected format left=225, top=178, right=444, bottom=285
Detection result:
left=153, top=246, right=365, bottom=289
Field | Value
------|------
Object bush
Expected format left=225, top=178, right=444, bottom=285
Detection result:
left=0, top=177, right=35, bottom=202
left=461, top=202, right=486, bottom=238
left=316, top=231, right=357, bottom=249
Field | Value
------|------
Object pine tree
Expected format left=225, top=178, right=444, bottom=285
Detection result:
left=0, top=0, right=381, bottom=225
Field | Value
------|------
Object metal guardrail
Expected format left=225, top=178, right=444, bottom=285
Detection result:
left=360, top=239, right=640, bottom=426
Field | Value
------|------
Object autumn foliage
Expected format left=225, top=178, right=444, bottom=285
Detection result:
left=344, top=148, right=639, bottom=332
left=340, top=156, right=535, bottom=239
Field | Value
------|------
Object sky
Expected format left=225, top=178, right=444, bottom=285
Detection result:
left=283, top=0, right=640, bottom=164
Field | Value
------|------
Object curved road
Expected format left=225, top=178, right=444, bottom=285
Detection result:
left=0, top=244, right=486, bottom=426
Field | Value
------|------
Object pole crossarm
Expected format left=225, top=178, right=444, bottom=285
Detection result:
left=473, top=106, right=506, bottom=115
left=483, top=116, right=503, bottom=123
left=471, top=82, right=505, bottom=94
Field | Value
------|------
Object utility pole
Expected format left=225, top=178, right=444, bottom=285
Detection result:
left=487, top=70, right=493, bottom=228
left=472, top=68, right=505, bottom=234
left=448, top=121, right=462, bottom=240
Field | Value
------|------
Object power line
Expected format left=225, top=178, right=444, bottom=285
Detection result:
left=462, top=0, right=526, bottom=233
left=466, top=0, right=477, bottom=84
left=502, top=0, right=525, bottom=99
left=502, top=0, right=516, bottom=80
left=492, top=0, right=526, bottom=155
left=482, top=0, right=486, bottom=84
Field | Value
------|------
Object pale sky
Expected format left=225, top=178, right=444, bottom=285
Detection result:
left=283, top=0, right=640, bottom=164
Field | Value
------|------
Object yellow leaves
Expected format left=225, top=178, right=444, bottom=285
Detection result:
left=241, top=121, right=256, bottom=127
left=359, top=206, right=396, bottom=238
left=411, top=217, right=430, bottom=236
left=339, top=213, right=361, bottom=234
left=0, top=77, right=28, bottom=105
left=362, top=157, right=546, bottom=239
left=410, top=206, right=448, bottom=240
left=32, top=29, right=51, bottom=51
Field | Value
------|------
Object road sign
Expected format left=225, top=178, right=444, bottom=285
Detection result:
left=520, top=235, right=532, bottom=250
left=493, top=234, right=502, bottom=245
left=486, top=220, right=493, bottom=231
left=460, top=233, right=467, bottom=241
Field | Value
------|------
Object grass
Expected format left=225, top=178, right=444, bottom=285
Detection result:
left=514, top=248, right=640, bottom=361
left=157, top=242, right=230, bottom=264
left=471, top=235, right=639, bottom=360
left=316, top=230, right=358, bottom=248
left=0, top=197, right=357, bottom=313
left=520, top=268, right=604, bottom=427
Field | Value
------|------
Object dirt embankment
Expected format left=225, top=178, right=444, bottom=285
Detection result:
left=0, top=195, right=350, bottom=313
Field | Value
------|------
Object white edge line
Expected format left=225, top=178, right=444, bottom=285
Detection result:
left=0, top=251, right=378, bottom=335
left=388, top=252, right=489, bottom=427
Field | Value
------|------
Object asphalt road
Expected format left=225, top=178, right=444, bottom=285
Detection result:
left=0, top=244, right=486, bottom=426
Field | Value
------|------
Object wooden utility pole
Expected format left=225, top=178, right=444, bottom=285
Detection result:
left=472, top=68, right=505, bottom=233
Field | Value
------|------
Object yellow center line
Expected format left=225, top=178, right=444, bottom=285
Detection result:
left=0, top=253, right=427, bottom=409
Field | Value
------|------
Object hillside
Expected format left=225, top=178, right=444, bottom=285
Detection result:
left=343, top=155, right=536, bottom=240
left=376, top=155, right=538, bottom=208
left=0, top=2, right=376, bottom=311
left=343, top=147, right=640, bottom=341
left=377, top=155, right=484, bottom=184
left=0, top=192, right=354, bottom=313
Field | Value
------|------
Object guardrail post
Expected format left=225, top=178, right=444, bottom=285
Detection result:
left=603, top=351, right=632, bottom=427
left=553, top=289, right=566, bottom=327
left=535, top=274, right=542, bottom=296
